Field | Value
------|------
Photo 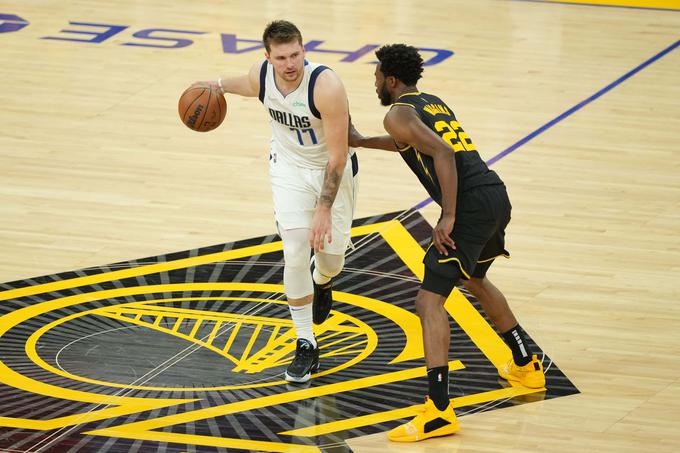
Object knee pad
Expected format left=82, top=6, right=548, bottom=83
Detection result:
left=280, top=228, right=313, bottom=299
left=314, top=251, right=345, bottom=279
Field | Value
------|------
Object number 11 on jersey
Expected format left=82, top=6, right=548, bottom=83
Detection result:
left=290, top=127, right=318, bottom=146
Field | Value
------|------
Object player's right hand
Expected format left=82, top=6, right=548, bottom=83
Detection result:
left=310, top=206, right=333, bottom=253
left=190, top=80, right=221, bottom=92
left=433, top=214, right=456, bottom=256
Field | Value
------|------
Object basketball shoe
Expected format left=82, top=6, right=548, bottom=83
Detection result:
left=311, top=258, right=334, bottom=325
left=388, top=397, right=460, bottom=442
left=498, top=354, right=545, bottom=388
left=284, top=338, right=319, bottom=383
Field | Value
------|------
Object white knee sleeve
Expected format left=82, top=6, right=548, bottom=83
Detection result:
left=313, top=251, right=345, bottom=284
left=280, top=228, right=313, bottom=299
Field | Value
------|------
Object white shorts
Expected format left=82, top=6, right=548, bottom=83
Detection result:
left=269, top=151, right=358, bottom=255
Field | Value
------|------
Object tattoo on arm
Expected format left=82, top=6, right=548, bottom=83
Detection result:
left=319, top=164, right=342, bottom=208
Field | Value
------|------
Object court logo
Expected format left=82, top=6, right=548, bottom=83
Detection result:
left=0, top=211, right=577, bottom=452
left=0, top=13, right=29, bottom=33
left=28, top=295, right=379, bottom=392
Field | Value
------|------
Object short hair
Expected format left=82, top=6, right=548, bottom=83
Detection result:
left=262, top=20, right=303, bottom=53
left=375, top=44, right=424, bottom=86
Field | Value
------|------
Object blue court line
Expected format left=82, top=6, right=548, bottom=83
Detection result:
left=412, top=38, right=680, bottom=210
left=512, top=0, right=680, bottom=12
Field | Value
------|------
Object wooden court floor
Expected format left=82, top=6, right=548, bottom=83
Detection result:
left=1, top=0, right=679, bottom=452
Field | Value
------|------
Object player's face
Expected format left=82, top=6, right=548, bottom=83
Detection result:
left=374, top=64, right=392, bottom=106
left=267, top=41, right=305, bottom=83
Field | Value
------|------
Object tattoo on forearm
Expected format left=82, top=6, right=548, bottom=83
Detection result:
left=319, top=164, right=342, bottom=208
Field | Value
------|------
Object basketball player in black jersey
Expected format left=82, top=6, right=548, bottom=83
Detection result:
left=350, top=44, right=546, bottom=442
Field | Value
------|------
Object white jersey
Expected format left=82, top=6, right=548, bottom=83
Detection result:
left=259, top=60, right=335, bottom=169
left=261, top=59, right=359, bottom=253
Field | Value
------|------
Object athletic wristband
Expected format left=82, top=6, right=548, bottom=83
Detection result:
left=217, top=78, right=225, bottom=94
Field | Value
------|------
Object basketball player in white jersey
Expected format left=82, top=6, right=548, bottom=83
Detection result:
left=193, top=20, right=357, bottom=383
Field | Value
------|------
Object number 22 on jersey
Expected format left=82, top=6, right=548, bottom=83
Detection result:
left=434, top=120, right=477, bottom=152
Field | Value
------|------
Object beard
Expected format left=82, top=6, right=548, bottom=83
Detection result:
left=378, top=82, right=392, bottom=106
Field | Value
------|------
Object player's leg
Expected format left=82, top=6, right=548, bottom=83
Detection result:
left=270, top=159, right=320, bottom=383
left=388, top=265, right=461, bottom=442
left=464, top=275, right=545, bottom=388
left=463, top=184, right=544, bottom=388
left=462, top=270, right=517, bottom=333
left=279, top=227, right=319, bottom=383
left=310, top=251, right=344, bottom=324
left=391, top=186, right=514, bottom=442
left=310, top=153, right=358, bottom=324
left=464, top=266, right=545, bottom=388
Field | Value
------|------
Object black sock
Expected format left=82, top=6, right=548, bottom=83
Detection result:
left=427, top=366, right=449, bottom=411
left=501, top=324, right=532, bottom=366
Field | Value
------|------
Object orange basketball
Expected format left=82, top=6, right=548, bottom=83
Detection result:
left=178, top=83, right=227, bottom=132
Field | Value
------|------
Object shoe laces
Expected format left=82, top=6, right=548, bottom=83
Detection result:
left=292, top=340, right=314, bottom=362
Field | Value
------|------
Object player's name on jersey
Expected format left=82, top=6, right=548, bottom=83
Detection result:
left=1, top=13, right=453, bottom=66
left=268, top=108, right=311, bottom=129
left=423, top=103, right=452, bottom=116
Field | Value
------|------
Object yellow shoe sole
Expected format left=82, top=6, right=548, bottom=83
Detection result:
left=388, top=420, right=460, bottom=442
left=499, top=367, right=545, bottom=389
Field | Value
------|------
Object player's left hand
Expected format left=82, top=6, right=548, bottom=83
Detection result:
left=310, top=206, right=333, bottom=252
left=433, top=214, right=456, bottom=256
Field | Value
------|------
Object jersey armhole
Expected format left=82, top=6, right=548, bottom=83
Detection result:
left=308, top=65, right=329, bottom=119
left=258, top=61, right=267, bottom=103
left=397, top=143, right=412, bottom=152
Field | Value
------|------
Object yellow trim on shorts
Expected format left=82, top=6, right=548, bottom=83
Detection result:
left=477, top=253, right=510, bottom=264
left=436, top=256, right=471, bottom=279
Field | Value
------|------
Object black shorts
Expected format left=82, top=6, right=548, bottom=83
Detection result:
left=422, top=184, right=511, bottom=297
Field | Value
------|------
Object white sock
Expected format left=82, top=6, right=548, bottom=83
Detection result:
left=289, top=303, right=316, bottom=347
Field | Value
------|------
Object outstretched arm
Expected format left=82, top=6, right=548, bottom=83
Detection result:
left=310, top=70, right=350, bottom=252
left=384, top=106, right=458, bottom=255
left=349, top=119, right=399, bottom=152
left=193, top=61, right=262, bottom=98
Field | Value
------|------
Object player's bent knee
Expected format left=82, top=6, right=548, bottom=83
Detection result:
left=314, top=252, right=344, bottom=279
left=462, top=277, right=484, bottom=293
left=414, top=287, right=448, bottom=316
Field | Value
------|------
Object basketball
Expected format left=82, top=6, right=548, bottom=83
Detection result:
left=178, top=83, right=227, bottom=132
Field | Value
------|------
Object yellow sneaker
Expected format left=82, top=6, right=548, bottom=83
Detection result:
left=388, top=397, right=460, bottom=442
left=498, top=354, right=546, bottom=388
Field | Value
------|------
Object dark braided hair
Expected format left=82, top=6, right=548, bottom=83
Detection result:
left=375, top=44, right=424, bottom=86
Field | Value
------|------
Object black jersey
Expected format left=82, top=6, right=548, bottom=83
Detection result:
left=393, top=92, right=503, bottom=206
